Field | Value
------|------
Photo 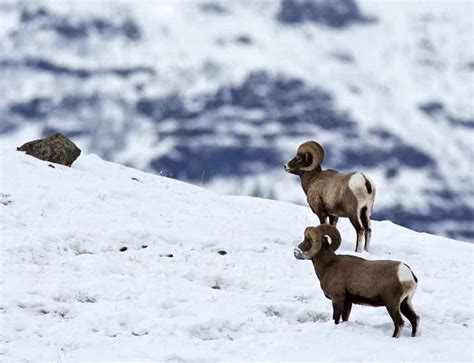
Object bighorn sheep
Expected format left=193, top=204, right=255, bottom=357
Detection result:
left=294, top=225, right=419, bottom=338
left=284, top=141, right=375, bottom=252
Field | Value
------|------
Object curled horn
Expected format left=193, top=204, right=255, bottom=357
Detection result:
left=304, top=227, right=323, bottom=258
left=298, top=141, right=325, bottom=171
left=315, top=224, right=342, bottom=251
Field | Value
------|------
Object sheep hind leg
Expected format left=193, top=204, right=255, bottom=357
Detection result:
left=401, top=298, right=420, bottom=337
left=360, top=206, right=372, bottom=252
left=349, top=219, right=365, bottom=253
left=342, top=301, right=352, bottom=322
left=364, top=227, right=372, bottom=252
left=386, top=303, right=405, bottom=338
left=329, top=216, right=339, bottom=226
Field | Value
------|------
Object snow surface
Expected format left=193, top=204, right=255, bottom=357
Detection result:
left=1, top=148, right=473, bottom=361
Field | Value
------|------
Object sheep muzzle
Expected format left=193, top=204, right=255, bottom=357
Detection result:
left=294, top=246, right=304, bottom=259
left=295, top=236, right=319, bottom=260
left=284, top=153, right=310, bottom=175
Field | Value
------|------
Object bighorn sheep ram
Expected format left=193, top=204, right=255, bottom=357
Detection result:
left=294, top=224, right=419, bottom=338
left=284, top=141, right=375, bottom=252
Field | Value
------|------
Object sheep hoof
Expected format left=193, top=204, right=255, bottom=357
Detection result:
left=392, top=326, right=403, bottom=338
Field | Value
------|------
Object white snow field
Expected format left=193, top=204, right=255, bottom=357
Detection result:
left=1, top=148, right=473, bottom=362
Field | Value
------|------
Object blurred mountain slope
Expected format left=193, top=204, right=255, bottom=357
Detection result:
left=0, top=0, right=473, bottom=240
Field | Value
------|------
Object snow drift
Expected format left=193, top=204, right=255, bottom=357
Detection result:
left=0, top=148, right=472, bottom=361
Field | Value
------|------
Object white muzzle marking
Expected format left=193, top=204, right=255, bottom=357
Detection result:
left=294, top=247, right=303, bottom=259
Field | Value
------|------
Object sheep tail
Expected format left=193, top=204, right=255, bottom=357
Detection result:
left=363, top=175, right=373, bottom=194
left=406, top=265, right=418, bottom=283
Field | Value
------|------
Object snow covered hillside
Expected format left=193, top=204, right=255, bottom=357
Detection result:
left=0, top=0, right=473, bottom=242
left=1, top=149, right=473, bottom=361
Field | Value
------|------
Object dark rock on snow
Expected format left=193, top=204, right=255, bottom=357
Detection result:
left=17, top=133, right=81, bottom=166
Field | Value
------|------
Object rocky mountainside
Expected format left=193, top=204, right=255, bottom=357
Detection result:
left=0, top=0, right=472, bottom=240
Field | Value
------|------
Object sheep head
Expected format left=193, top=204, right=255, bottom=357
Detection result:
left=294, top=225, right=341, bottom=260
left=284, top=141, right=325, bottom=174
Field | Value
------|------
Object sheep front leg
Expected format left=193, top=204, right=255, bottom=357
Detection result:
left=356, top=230, right=365, bottom=253
left=332, top=299, right=344, bottom=324
left=318, top=214, right=328, bottom=225
left=329, top=216, right=339, bottom=226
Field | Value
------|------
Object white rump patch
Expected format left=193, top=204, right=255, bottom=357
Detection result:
left=398, top=263, right=415, bottom=283
left=348, top=173, right=366, bottom=193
